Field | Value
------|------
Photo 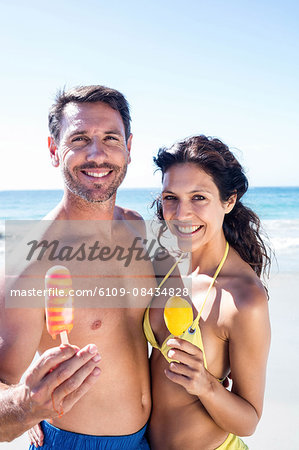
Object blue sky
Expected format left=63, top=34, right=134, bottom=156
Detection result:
left=1, top=0, right=298, bottom=190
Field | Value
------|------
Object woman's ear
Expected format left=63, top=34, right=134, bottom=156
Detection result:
left=224, top=193, right=237, bottom=214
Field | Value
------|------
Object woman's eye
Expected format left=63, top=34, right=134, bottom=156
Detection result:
left=193, top=195, right=205, bottom=200
left=163, top=195, right=177, bottom=201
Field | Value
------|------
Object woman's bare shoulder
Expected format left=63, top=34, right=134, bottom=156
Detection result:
left=219, top=250, right=269, bottom=322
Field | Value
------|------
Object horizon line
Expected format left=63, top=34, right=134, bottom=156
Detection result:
left=1, top=185, right=299, bottom=193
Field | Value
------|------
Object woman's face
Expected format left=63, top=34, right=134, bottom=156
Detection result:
left=161, top=163, right=235, bottom=253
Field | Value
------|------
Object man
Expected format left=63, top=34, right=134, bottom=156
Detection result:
left=0, top=85, right=154, bottom=448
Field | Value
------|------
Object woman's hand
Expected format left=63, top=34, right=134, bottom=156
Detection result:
left=28, top=423, right=43, bottom=448
left=164, top=338, right=213, bottom=396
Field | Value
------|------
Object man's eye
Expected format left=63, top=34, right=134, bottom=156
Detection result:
left=105, top=136, right=118, bottom=141
left=72, top=136, right=88, bottom=142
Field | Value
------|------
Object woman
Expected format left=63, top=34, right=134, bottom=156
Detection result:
left=143, top=135, right=271, bottom=449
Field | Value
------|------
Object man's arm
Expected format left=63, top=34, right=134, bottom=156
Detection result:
left=0, top=271, right=101, bottom=443
left=0, top=344, right=101, bottom=442
left=0, top=264, right=47, bottom=384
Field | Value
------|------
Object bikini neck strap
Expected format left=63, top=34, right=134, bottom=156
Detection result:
left=195, top=241, right=229, bottom=321
left=157, top=241, right=229, bottom=306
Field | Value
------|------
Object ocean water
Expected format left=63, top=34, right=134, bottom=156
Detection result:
left=1, top=187, right=299, bottom=272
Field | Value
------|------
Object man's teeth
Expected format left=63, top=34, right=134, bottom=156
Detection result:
left=85, top=171, right=110, bottom=178
left=177, top=225, right=201, bottom=234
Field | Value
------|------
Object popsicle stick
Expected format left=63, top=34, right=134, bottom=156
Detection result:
left=60, top=331, right=69, bottom=345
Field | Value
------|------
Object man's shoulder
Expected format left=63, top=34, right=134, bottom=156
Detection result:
left=114, top=205, right=143, bottom=221
left=43, top=204, right=64, bottom=220
left=114, top=206, right=146, bottom=239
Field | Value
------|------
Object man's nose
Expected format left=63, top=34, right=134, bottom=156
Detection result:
left=86, top=138, right=108, bottom=161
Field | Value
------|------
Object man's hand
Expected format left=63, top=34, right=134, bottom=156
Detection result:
left=0, top=344, right=101, bottom=442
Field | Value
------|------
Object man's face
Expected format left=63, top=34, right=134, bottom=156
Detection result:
left=50, top=101, right=132, bottom=203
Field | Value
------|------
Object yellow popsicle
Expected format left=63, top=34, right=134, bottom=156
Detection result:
left=164, top=296, right=193, bottom=336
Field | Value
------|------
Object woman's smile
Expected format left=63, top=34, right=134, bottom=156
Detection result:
left=174, top=223, right=204, bottom=236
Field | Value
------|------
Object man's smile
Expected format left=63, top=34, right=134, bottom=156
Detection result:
left=80, top=169, right=113, bottom=179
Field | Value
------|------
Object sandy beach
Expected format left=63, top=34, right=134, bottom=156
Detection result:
left=246, top=272, right=299, bottom=449
left=1, top=270, right=298, bottom=449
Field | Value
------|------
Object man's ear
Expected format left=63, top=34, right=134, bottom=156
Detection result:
left=126, top=134, right=132, bottom=164
left=48, top=137, right=59, bottom=167
left=224, top=193, right=237, bottom=214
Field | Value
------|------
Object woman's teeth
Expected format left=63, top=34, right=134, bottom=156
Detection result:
left=177, top=225, right=201, bottom=234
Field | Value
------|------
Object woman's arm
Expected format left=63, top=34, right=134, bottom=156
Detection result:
left=165, top=284, right=270, bottom=436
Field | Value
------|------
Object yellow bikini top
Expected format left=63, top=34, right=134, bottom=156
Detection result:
left=143, top=242, right=229, bottom=369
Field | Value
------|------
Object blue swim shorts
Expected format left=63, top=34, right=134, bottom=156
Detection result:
left=29, top=420, right=150, bottom=450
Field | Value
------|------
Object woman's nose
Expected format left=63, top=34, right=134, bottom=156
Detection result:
left=175, top=201, right=193, bottom=221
